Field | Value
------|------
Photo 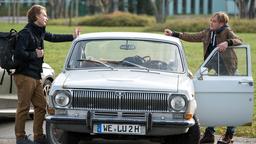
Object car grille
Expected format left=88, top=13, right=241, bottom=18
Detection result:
left=71, top=89, right=170, bottom=112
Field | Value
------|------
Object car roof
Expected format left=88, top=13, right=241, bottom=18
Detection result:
left=75, top=32, right=182, bottom=45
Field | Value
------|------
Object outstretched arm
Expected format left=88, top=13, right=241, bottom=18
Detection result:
left=44, top=27, right=80, bottom=42
left=164, top=28, right=205, bottom=42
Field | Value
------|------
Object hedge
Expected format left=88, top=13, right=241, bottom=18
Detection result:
left=145, top=16, right=256, bottom=33
left=48, top=14, right=256, bottom=33
left=48, top=12, right=155, bottom=27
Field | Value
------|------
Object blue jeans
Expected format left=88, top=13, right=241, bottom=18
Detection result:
left=206, top=126, right=235, bottom=135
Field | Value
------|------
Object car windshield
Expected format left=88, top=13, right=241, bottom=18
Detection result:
left=67, top=39, right=184, bottom=73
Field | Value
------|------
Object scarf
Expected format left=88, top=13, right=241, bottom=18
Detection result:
left=204, top=24, right=229, bottom=60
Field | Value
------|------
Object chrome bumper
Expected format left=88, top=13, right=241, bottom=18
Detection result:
left=46, top=111, right=195, bottom=136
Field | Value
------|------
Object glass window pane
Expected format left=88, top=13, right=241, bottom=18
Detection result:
left=234, top=48, right=247, bottom=76
left=204, top=47, right=247, bottom=76
left=68, top=39, right=184, bottom=73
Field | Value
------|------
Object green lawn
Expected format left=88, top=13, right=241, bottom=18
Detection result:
left=1, top=23, right=256, bottom=138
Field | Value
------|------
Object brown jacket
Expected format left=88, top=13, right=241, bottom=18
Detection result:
left=175, top=27, right=242, bottom=75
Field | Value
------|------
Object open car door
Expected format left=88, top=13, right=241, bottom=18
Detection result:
left=193, top=45, right=254, bottom=126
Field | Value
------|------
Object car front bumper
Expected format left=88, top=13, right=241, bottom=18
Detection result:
left=46, top=111, right=195, bottom=136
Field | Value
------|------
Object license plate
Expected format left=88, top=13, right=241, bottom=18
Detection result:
left=93, top=123, right=145, bottom=135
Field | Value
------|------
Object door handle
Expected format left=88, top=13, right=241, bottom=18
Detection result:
left=239, top=81, right=253, bottom=86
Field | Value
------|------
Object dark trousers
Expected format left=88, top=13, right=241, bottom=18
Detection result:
left=206, top=126, right=235, bottom=135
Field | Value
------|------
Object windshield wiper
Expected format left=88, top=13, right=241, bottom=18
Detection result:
left=77, top=59, right=114, bottom=70
left=122, top=60, right=149, bottom=72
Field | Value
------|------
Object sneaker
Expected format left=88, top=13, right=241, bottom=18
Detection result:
left=34, top=135, right=48, bottom=144
left=217, top=133, right=234, bottom=144
left=200, top=131, right=215, bottom=143
left=16, top=135, right=35, bottom=144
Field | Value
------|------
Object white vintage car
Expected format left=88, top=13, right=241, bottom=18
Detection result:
left=46, top=32, right=254, bottom=144
left=0, top=63, right=55, bottom=117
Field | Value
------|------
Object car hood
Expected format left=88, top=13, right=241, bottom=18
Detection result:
left=63, top=70, right=178, bottom=92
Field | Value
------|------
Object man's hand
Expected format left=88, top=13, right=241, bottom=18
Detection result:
left=36, top=48, right=44, bottom=58
left=73, top=27, right=81, bottom=38
left=164, top=29, right=173, bottom=36
left=218, top=41, right=228, bottom=52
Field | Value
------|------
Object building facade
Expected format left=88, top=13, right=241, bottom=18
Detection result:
left=168, top=0, right=238, bottom=15
left=0, top=0, right=239, bottom=17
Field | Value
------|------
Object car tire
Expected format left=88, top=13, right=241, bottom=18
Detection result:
left=43, top=79, right=52, bottom=97
left=163, top=116, right=200, bottom=144
left=46, top=121, right=80, bottom=144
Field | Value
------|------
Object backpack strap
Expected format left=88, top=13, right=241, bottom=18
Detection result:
left=6, top=69, right=12, bottom=75
left=9, top=29, right=17, bottom=37
left=0, top=69, right=13, bottom=94
left=9, top=74, right=13, bottom=93
left=23, top=28, right=41, bottom=49
left=0, top=69, right=5, bottom=85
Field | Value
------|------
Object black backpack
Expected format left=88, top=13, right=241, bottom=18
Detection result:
left=0, top=28, right=35, bottom=93
left=0, top=29, right=19, bottom=93
left=0, top=29, right=20, bottom=74
left=0, top=28, right=35, bottom=74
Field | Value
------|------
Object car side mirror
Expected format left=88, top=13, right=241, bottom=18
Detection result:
left=200, top=67, right=208, bottom=75
left=198, top=67, right=208, bottom=80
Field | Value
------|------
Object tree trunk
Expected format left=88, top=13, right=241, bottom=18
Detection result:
left=99, top=0, right=111, bottom=13
left=49, top=0, right=65, bottom=18
left=12, top=0, right=16, bottom=23
left=235, top=0, right=250, bottom=18
left=60, top=0, right=65, bottom=18
left=113, top=0, right=119, bottom=12
left=123, top=0, right=129, bottom=12
left=150, top=0, right=166, bottom=23
left=48, top=0, right=55, bottom=18
left=249, top=0, right=256, bottom=19
left=165, top=0, right=170, bottom=17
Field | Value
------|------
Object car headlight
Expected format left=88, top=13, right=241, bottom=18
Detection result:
left=170, top=95, right=186, bottom=111
left=54, top=91, right=71, bottom=107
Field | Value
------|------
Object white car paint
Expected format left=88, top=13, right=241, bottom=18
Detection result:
left=60, top=70, right=179, bottom=91
left=194, top=46, right=254, bottom=126
left=46, top=33, right=253, bottom=144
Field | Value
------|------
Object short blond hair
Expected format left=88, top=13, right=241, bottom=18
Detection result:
left=212, top=11, right=229, bottom=24
left=27, top=5, right=46, bottom=23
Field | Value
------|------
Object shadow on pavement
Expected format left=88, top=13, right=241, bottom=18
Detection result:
left=0, top=118, right=15, bottom=124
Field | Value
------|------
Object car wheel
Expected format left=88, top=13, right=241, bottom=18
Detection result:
left=43, top=79, right=52, bottom=97
left=46, top=121, right=80, bottom=144
left=163, top=116, right=200, bottom=144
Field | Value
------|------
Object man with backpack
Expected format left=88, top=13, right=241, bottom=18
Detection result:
left=14, top=5, right=80, bottom=144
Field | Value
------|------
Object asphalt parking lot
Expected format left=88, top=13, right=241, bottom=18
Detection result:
left=0, top=118, right=256, bottom=144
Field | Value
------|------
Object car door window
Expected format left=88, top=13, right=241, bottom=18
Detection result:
left=204, top=47, right=247, bottom=76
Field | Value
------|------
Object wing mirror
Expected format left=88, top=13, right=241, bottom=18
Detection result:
left=198, top=67, right=208, bottom=80
left=200, top=67, right=208, bottom=75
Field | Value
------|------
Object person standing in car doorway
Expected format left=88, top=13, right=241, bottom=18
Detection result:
left=14, top=5, right=80, bottom=144
left=164, top=11, right=242, bottom=144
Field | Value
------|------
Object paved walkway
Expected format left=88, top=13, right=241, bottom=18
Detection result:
left=0, top=120, right=255, bottom=144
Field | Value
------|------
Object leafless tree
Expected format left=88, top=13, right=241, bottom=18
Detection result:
left=100, top=0, right=112, bottom=13
left=113, top=0, right=119, bottom=12
left=235, top=0, right=256, bottom=19
left=248, top=0, right=256, bottom=18
left=150, top=0, right=169, bottom=23
left=86, top=0, right=109, bottom=14
left=48, top=0, right=66, bottom=18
